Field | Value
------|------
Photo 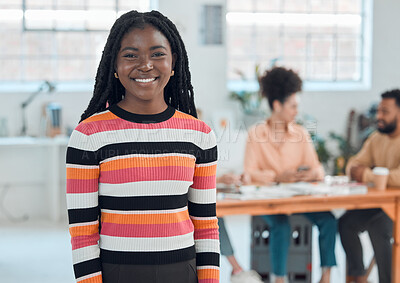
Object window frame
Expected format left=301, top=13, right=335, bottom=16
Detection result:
left=226, top=0, right=373, bottom=93
left=0, top=0, right=157, bottom=93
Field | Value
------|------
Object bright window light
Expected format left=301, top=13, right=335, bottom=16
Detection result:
left=226, top=0, right=372, bottom=91
left=226, top=12, right=361, bottom=27
left=0, top=9, right=23, bottom=21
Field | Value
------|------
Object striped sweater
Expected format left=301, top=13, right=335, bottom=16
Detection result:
left=66, top=104, right=220, bottom=283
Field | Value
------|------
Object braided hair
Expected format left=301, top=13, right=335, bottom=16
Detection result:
left=80, top=10, right=197, bottom=122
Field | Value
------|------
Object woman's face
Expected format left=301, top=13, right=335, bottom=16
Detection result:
left=275, top=93, right=299, bottom=123
left=115, top=24, right=176, bottom=106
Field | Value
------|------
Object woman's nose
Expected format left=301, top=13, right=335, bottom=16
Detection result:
left=137, top=57, right=153, bottom=71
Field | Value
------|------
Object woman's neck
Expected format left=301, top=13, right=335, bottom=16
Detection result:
left=268, top=113, right=288, bottom=132
left=117, top=98, right=168, bottom=115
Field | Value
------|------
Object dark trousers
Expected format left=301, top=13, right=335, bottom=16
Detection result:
left=339, top=209, right=393, bottom=283
left=102, top=258, right=198, bottom=283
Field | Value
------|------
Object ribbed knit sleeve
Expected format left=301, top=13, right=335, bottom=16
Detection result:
left=188, top=129, right=220, bottom=283
left=66, top=125, right=102, bottom=283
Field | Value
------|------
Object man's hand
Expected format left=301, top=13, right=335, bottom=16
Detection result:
left=350, top=165, right=367, bottom=182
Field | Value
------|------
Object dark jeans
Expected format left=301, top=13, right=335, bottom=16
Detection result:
left=102, top=258, right=198, bottom=283
left=339, top=209, right=393, bottom=283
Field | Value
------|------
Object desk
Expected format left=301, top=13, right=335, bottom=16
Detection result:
left=217, top=188, right=400, bottom=283
left=0, top=137, right=69, bottom=221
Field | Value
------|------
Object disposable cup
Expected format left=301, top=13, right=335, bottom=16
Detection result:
left=372, top=167, right=389, bottom=190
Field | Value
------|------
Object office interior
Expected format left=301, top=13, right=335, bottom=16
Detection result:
left=0, top=0, right=399, bottom=282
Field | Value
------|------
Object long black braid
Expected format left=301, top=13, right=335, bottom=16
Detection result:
left=80, top=10, right=197, bottom=122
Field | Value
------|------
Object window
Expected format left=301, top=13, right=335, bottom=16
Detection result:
left=0, top=0, right=155, bottom=92
left=226, top=0, right=372, bottom=91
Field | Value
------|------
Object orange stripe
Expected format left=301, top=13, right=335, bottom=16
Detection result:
left=77, top=274, right=102, bottom=283
left=197, top=268, right=219, bottom=280
left=173, top=111, right=197, bottom=120
left=69, top=224, right=99, bottom=237
left=101, top=155, right=195, bottom=171
left=82, top=111, right=118, bottom=123
left=194, top=164, right=217, bottom=177
left=191, top=219, right=218, bottom=229
left=101, top=210, right=190, bottom=225
left=67, top=168, right=99, bottom=180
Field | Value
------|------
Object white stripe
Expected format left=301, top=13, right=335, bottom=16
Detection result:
left=77, top=271, right=102, bottom=282
left=68, top=130, right=95, bottom=151
left=102, top=152, right=196, bottom=164
left=66, top=164, right=99, bottom=169
left=188, top=188, right=216, bottom=204
left=196, top=161, right=217, bottom=167
left=190, top=216, right=217, bottom=221
left=72, top=245, right=100, bottom=265
left=88, top=128, right=215, bottom=151
left=66, top=192, right=98, bottom=209
left=69, top=220, right=98, bottom=228
left=197, top=265, right=220, bottom=270
left=101, top=207, right=188, bottom=215
left=99, top=180, right=191, bottom=197
left=194, top=239, right=220, bottom=253
left=100, top=233, right=194, bottom=252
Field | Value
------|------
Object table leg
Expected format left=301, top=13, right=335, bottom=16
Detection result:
left=392, top=197, right=400, bottom=283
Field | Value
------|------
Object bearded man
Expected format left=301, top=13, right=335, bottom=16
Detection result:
left=339, top=89, right=400, bottom=283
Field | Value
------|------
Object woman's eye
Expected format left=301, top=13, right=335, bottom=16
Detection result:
left=123, top=54, right=136, bottom=58
left=153, top=52, right=166, bottom=57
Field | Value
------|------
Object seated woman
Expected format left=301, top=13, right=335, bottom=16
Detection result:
left=243, top=67, right=337, bottom=283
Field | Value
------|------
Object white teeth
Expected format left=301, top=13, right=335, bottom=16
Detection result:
left=135, top=78, right=156, bottom=83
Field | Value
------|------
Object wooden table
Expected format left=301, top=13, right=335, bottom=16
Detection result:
left=217, top=187, right=400, bottom=283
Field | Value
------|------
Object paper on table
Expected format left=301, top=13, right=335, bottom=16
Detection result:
left=286, top=182, right=368, bottom=196
left=218, top=183, right=368, bottom=200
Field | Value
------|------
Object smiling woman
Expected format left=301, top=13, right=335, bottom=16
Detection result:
left=66, top=10, right=220, bottom=283
left=115, top=25, right=177, bottom=114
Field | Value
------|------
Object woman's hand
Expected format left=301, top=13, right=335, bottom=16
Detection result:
left=217, top=173, right=242, bottom=186
left=276, top=170, right=300, bottom=183
left=296, top=169, right=318, bottom=182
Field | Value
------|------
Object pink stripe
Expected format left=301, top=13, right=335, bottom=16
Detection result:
left=67, top=179, right=98, bottom=193
left=99, top=166, right=194, bottom=184
left=81, top=117, right=210, bottom=135
left=100, top=219, right=194, bottom=237
left=191, top=176, right=216, bottom=190
left=71, top=234, right=100, bottom=250
left=194, top=228, right=219, bottom=240
left=199, top=279, right=219, bottom=283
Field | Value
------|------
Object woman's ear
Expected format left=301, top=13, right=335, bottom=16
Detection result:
left=273, top=100, right=282, bottom=113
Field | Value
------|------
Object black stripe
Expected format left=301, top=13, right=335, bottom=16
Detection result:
left=196, top=145, right=217, bottom=164
left=100, top=246, right=196, bottom=265
left=99, top=195, right=188, bottom=211
left=196, top=252, right=220, bottom=267
left=188, top=202, right=216, bottom=217
left=95, top=142, right=216, bottom=164
left=109, top=104, right=176, bottom=123
left=73, top=257, right=102, bottom=279
left=68, top=206, right=100, bottom=224
left=67, top=147, right=98, bottom=165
